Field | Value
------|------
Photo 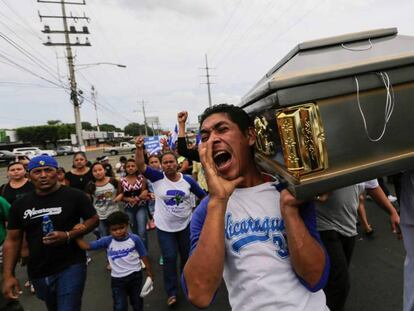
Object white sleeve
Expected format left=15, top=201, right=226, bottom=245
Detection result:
left=364, top=179, right=379, bottom=189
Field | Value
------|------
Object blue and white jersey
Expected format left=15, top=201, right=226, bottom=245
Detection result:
left=89, top=233, right=147, bottom=278
left=189, top=182, right=329, bottom=311
left=144, top=166, right=206, bottom=232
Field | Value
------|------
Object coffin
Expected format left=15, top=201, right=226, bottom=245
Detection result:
left=241, top=28, right=414, bottom=199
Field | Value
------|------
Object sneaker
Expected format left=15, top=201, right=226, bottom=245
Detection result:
left=159, top=256, right=164, bottom=266
left=388, top=195, right=397, bottom=203
left=30, top=284, right=35, bottom=294
left=86, top=256, right=92, bottom=265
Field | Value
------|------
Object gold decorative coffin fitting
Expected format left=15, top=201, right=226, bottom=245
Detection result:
left=275, top=103, right=328, bottom=177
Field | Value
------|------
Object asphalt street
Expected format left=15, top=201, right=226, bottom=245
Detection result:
left=0, top=151, right=406, bottom=310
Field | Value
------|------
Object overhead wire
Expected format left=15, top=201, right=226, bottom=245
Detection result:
left=207, top=0, right=244, bottom=59
left=215, top=0, right=299, bottom=69
left=0, top=81, right=63, bottom=89
left=0, top=51, right=69, bottom=89
left=219, top=0, right=324, bottom=86
left=0, top=0, right=44, bottom=41
left=212, top=0, right=279, bottom=67
left=0, top=31, right=65, bottom=85
left=208, top=1, right=253, bottom=63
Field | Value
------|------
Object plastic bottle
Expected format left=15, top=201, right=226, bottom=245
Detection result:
left=42, top=215, right=54, bottom=236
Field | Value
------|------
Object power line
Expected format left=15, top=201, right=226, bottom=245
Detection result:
left=207, top=0, right=244, bottom=59
left=0, top=81, right=63, bottom=89
left=0, top=31, right=65, bottom=84
left=213, top=0, right=278, bottom=67
left=0, top=51, right=69, bottom=89
left=0, top=0, right=44, bottom=41
left=220, top=0, right=325, bottom=86
left=75, top=70, right=134, bottom=123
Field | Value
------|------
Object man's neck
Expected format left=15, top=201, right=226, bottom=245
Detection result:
left=238, top=165, right=264, bottom=188
left=35, top=183, right=61, bottom=196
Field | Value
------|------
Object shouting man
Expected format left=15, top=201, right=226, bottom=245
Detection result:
left=183, top=104, right=330, bottom=310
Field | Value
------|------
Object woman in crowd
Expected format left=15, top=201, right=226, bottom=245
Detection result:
left=86, top=162, right=121, bottom=238
left=65, top=152, right=93, bottom=191
left=119, top=159, right=149, bottom=249
left=135, top=136, right=206, bottom=307
left=0, top=161, right=35, bottom=293
left=0, top=161, right=34, bottom=205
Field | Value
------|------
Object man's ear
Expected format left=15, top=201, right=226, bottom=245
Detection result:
left=246, top=127, right=256, bottom=147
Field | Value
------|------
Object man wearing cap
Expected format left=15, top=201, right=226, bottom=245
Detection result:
left=2, top=155, right=99, bottom=311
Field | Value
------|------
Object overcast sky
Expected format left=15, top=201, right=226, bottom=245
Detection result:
left=1, top=0, right=413, bottom=131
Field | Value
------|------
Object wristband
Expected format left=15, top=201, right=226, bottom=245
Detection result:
left=65, top=231, right=71, bottom=244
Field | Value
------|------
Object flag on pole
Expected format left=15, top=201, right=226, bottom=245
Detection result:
left=195, top=130, right=201, bottom=146
left=168, top=124, right=178, bottom=150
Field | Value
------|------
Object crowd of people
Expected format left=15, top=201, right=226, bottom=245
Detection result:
left=0, top=104, right=412, bottom=311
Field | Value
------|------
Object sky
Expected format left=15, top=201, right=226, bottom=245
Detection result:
left=0, top=0, right=413, bottom=131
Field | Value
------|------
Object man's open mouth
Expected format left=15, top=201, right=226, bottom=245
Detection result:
left=213, top=150, right=232, bottom=169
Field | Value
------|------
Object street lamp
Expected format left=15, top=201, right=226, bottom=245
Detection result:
left=75, top=62, right=127, bottom=70
left=71, top=62, right=126, bottom=150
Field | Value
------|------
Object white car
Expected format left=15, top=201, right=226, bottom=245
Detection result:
left=13, top=147, right=57, bottom=158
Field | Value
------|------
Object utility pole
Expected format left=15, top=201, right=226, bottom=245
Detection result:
left=91, top=85, right=100, bottom=132
left=140, top=100, right=148, bottom=136
left=202, top=54, right=213, bottom=107
left=38, top=0, right=91, bottom=150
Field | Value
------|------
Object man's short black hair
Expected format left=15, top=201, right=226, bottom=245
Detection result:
left=199, top=103, right=253, bottom=133
left=107, top=211, right=130, bottom=227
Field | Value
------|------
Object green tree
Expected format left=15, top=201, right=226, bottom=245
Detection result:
left=17, top=125, right=60, bottom=148
left=47, top=120, right=62, bottom=126
left=100, top=123, right=122, bottom=132
left=81, top=122, right=94, bottom=130
left=124, top=123, right=154, bottom=136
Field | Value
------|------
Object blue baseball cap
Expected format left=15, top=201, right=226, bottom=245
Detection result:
left=28, top=155, right=59, bottom=171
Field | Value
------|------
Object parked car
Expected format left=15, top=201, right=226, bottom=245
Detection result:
left=0, top=150, right=16, bottom=165
left=55, top=146, right=78, bottom=156
left=103, top=142, right=136, bottom=155
left=13, top=147, right=57, bottom=158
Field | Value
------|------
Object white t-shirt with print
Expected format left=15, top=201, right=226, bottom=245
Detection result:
left=190, top=182, right=328, bottom=311
left=144, top=166, right=205, bottom=232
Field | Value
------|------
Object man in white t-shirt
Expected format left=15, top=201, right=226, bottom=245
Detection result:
left=183, top=104, right=330, bottom=311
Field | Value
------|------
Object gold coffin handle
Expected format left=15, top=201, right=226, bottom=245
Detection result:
left=276, top=103, right=328, bottom=177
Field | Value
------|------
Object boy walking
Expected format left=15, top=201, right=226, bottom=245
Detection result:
left=76, top=211, right=153, bottom=311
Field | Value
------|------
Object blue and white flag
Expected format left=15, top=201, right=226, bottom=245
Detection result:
left=195, top=131, right=201, bottom=146
left=168, top=124, right=178, bottom=150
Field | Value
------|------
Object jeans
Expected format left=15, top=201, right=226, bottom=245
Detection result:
left=125, top=204, right=148, bottom=249
left=98, top=219, right=110, bottom=238
left=31, top=263, right=87, bottom=311
left=111, top=271, right=143, bottom=311
left=319, top=230, right=356, bottom=311
left=157, top=225, right=190, bottom=297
